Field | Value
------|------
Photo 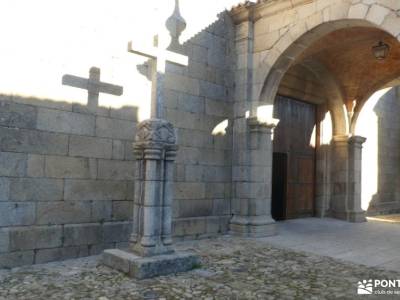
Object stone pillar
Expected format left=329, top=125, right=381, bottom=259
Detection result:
left=102, top=118, right=199, bottom=279
left=130, top=119, right=177, bottom=256
left=330, top=135, right=366, bottom=222
left=347, top=136, right=367, bottom=222
left=230, top=117, right=278, bottom=237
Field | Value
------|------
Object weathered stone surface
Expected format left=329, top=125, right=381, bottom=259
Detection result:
left=0, top=202, right=35, bottom=226
left=64, top=179, right=127, bottom=201
left=174, top=182, right=205, bottom=200
left=178, top=199, right=213, bottom=218
left=110, top=106, right=138, bottom=121
left=0, top=152, right=27, bottom=177
left=97, top=160, right=135, bottom=180
left=173, top=218, right=206, bottom=237
left=9, top=226, right=62, bottom=251
left=0, top=101, right=37, bottom=129
left=44, top=156, right=97, bottom=179
left=26, top=154, right=45, bottom=177
left=35, top=246, right=89, bottom=264
left=96, top=117, right=136, bottom=140
left=112, top=201, right=133, bottom=221
left=0, top=178, right=10, bottom=201
left=36, top=201, right=91, bottom=225
left=91, top=200, right=113, bottom=222
left=0, top=250, right=34, bottom=269
left=64, top=224, right=103, bottom=246
left=0, top=229, right=9, bottom=253
left=112, top=140, right=125, bottom=160
left=102, top=249, right=200, bottom=279
left=69, top=135, right=112, bottom=159
left=103, top=222, right=131, bottom=243
left=0, top=127, right=68, bottom=155
left=37, top=108, right=95, bottom=136
left=9, top=178, right=64, bottom=201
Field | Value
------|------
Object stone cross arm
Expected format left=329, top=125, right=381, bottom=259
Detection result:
left=128, top=40, right=188, bottom=71
left=62, top=68, right=123, bottom=96
left=62, top=74, right=123, bottom=96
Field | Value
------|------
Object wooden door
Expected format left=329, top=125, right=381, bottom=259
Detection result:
left=272, top=95, right=316, bottom=219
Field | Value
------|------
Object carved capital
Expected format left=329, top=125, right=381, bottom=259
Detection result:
left=135, top=118, right=177, bottom=146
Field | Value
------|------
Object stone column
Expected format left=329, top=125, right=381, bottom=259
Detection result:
left=347, top=136, right=367, bottom=222
left=102, top=118, right=199, bottom=279
left=230, top=117, right=278, bottom=237
left=129, top=118, right=177, bottom=256
left=330, top=135, right=366, bottom=222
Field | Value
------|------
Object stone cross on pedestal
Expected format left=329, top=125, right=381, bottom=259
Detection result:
left=102, top=0, right=199, bottom=279
left=62, top=67, right=123, bottom=110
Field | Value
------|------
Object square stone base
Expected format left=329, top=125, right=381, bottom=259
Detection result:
left=102, top=249, right=200, bottom=279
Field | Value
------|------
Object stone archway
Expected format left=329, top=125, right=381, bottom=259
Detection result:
left=254, top=1, right=400, bottom=134
left=230, top=0, right=400, bottom=235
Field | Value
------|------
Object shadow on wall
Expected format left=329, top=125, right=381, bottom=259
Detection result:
left=0, top=88, right=140, bottom=268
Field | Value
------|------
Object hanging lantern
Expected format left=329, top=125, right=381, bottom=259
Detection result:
left=372, top=41, right=390, bottom=60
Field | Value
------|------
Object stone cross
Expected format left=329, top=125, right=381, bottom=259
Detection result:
left=62, top=67, right=123, bottom=110
left=102, top=0, right=199, bottom=279
left=127, top=35, right=188, bottom=118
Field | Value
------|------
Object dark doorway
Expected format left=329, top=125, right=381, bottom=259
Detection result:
left=272, top=95, right=316, bottom=220
left=271, top=152, right=287, bottom=221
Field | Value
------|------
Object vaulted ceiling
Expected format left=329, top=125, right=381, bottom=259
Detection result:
left=279, top=26, right=400, bottom=113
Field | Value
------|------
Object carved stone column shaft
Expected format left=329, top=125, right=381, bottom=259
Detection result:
left=130, top=118, right=178, bottom=257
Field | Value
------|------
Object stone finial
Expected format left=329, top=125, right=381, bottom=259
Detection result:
left=165, top=0, right=186, bottom=52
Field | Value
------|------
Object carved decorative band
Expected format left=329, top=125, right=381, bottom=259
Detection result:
left=143, top=148, right=163, bottom=160
left=135, top=118, right=176, bottom=145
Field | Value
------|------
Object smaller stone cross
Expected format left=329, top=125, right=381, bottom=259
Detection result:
left=62, top=67, right=123, bottom=110
left=128, top=34, right=188, bottom=119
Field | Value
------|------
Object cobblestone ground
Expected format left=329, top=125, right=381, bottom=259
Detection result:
left=0, top=237, right=399, bottom=299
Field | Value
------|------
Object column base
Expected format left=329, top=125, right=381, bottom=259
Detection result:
left=229, top=215, right=277, bottom=237
left=102, top=249, right=200, bottom=279
left=331, top=210, right=367, bottom=223
left=130, top=239, right=174, bottom=257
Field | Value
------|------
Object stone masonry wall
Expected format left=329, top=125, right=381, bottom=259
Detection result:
left=166, top=13, right=235, bottom=240
left=0, top=11, right=235, bottom=268
left=0, top=95, right=137, bottom=268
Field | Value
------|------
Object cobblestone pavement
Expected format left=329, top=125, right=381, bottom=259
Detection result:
left=0, top=237, right=399, bottom=299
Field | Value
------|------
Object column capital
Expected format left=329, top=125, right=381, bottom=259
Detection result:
left=348, top=135, right=367, bottom=145
left=134, top=118, right=178, bottom=149
left=247, top=116, right=279, bottom=132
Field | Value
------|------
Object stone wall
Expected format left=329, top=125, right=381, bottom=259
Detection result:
left=167, top=13, right=235, bottom=240
left=0, top=95, right=137, bottom=268
left=0, top=10, right=235, bottom=267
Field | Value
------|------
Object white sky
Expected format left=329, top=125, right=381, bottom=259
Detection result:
left=0, top=0, right=240, bottom=119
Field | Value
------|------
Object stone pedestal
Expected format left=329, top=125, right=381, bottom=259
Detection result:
left=331, top=135, right=367, bottom=223
left=102, top=118, right=199, bottom=278
left=230, top=117, right=278, bottom=237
